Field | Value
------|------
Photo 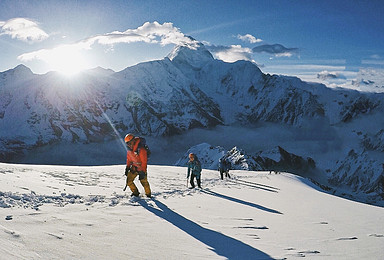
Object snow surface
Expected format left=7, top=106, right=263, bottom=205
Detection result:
left=1, top=162, right=383, bottom=259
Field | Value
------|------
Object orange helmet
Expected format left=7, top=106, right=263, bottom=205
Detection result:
left=124, top=133, right=135, bottom=143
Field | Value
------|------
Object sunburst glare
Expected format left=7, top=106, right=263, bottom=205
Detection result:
left=46, top=45, right=90, bottom=76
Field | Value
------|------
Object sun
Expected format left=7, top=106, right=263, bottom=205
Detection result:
left=45, top=45, right=90, bottom=76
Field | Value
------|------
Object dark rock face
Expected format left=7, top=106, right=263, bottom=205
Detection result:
left=329, top=149, right=384, bottom=199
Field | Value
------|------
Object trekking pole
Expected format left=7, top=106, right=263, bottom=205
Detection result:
left=123, top=173, right=128, bottom=191
left=123, top=169, right=129, bottom=191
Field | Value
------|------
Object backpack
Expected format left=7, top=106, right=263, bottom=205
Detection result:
left=137, top=137, right=151, bottom=159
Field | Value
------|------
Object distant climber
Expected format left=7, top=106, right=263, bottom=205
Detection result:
left=219, top=158, right=231, bottom=180
left=187, top=153, right=202, bottom=188
left=123, top=133, right=151, bottom=198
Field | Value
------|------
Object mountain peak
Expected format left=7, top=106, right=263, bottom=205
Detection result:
left=11, top=64, right=33, bottom=75
left=85, top=66, right=115, bottom=76
left=167, top=40, right=214, bottom=69
left=1, top=64, right=34, bottom=79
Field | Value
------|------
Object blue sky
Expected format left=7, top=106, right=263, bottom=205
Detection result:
left=1, top=0, right=383, bottom=86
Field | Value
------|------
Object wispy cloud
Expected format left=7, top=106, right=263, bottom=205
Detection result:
left=252, top=44, right=298, bottom=57
left=18, top=21, right=197, bottom=62
left=205, top=39, right=299, bottom=63
left=206, top=44, right=253, bottom=63
left=18, top=44, right=85, bottom=63
left=317, top=70, right=346, bottom=80
left=279, top=64, right=346, bottom=71
left=0, top=18, right=49, bottom=43
left=199, top=41, right=299, bottom=63
left=237, top=34, right=262, bottom=43
left=261, top=63, right=354, bottom=88
left=187, top=18, right=251, bottom=35
left=362, top=59, right=384, bottom=66
left=16, top=20, right=298, bottom=67
left=86, top=21, right=197, bottom=46
left=370, top=54, right=381, bottom=59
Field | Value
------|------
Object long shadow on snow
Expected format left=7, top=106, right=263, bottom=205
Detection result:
left=227, top=179, right=280, bottom=193
left=139, top=199, right=274, bottom=260
left=201, top=190, right=283, bottom=215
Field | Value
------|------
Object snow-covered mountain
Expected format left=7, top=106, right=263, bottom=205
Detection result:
left=2, top=43, right=382, bottom=152
left=176, top=143, right=316, bottom=177
left=352, top=68, right=384, bottom=93
left=175, top=143, right=227, bottom=170
left=329, top=149, right=384, bottom=203
left=1, top=41, right=384, bottom=204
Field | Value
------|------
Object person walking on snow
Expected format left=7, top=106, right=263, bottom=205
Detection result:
left=219, top=158, right=231, bottom=180
left=187, top=153, right=202, bottom=188
left=124, top=133, right=151, bottom=198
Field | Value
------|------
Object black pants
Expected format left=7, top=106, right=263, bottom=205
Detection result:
left=220, top=169, right=225, bottom=180
left=190, top=174, right=201, bottom=188
left=220, top=170, right=230, bottom=180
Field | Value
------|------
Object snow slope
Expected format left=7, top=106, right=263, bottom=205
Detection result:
left=1, top=163, right=383, bottom=259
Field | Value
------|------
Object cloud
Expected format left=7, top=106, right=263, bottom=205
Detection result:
left=317, top=70, right=346, bottom=80
left=18, top=44, right=84, bottom=62
left=206, top=44, right=253, bottom=63
left=0, top=18, right=49, bottom=43
left=237, top=34, right=262, bottom=43
left=86, top=21, right=197, bottom=46
left=252, top=44, right=298, bottom=57
left=362, top=59, right=384, bottom=66
left=370, top=54, right=381, bottom=59
left=18, top=21, right=198, bottom=63
left=261, top=63, right=352, bottom=87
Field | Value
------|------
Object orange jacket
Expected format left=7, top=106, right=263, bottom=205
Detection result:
left=126, top=137, right=148, bottom=172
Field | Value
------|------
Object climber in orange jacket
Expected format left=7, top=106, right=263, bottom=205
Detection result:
left=124, top=133, right=151, bottom=198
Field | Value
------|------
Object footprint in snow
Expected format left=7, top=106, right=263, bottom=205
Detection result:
left=233, top=218, right=254, bottom=221
left=47, top=232, right=63, bottom=240
left=298, top=250, right=320, bottom=254
left=369, top=234, right=384, bottom=238
left=336, top=237, right=358, bottom=240
left=237, top=226, right=269, bottom=230
left=287, top=250, right=320, bottom=258
left=247, top=234, right=260, bottom=239
left=2, top=228, right=21, bottom=238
